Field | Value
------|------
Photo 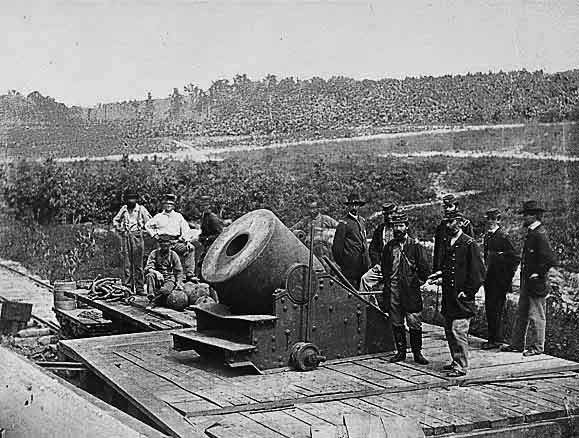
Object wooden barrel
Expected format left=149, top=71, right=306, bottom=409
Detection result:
left=53, top=281, right=77, bottom=311
left=202, top=209, right=324, bottom=315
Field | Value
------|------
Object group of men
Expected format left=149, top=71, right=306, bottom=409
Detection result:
left=112, top=192, right=224, bottom=302
left=326, top=192, right=556, bottom=377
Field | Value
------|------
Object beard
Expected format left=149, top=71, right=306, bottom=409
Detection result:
left=393, top=230, right=406, bottom=241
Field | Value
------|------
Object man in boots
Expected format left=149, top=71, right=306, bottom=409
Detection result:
left=381, top=212, right=430, bottom=364
left=482, top=208, right=520, bottom=349
left=440, top=210, right=485, bottom=377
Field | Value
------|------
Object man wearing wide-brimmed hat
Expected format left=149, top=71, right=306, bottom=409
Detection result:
left=359, top=202, right=397, bottom=293
left=433, top=194, right=474, bottom=273
left=501, top=200, right=556, bottom=357
left=482, top=208, right=520, bottom=350
left=331, top=192, right=371, bottom=289
left=439, top=210, right=485, bottom=377
left=112, top=190, right=152, bottom=295
left=381, top=212, right=430, bottom=365
left=145, top=193, right=196, bottom=281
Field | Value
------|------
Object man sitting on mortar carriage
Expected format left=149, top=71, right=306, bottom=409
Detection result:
left=144, top=234, right=185, bottom=306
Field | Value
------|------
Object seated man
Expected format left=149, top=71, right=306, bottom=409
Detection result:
left=145, top=193, right=196, bottom=281
left=145, top=234, right=184, bottom=304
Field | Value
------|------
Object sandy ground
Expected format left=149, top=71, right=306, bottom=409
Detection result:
left=46, top=121, right=575, bottom=163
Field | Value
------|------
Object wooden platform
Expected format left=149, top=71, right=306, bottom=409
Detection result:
left=59, top=323, right=579, bottom=437
left=66, top=289, right=197, bottom=331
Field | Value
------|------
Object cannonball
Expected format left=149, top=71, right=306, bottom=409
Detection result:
left=166, top=289, right=189, bottom=311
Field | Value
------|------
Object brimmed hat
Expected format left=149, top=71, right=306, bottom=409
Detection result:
left=382, top=202, right=397, bottom=214
left=307, top=201, right=319, bottom=209
left=163, top=193, right=177, bottom=204
left=443, top=210, right=464, bottom=222
left=345, top=192, right=366, bottom=206
left=199, top=195, right=212, bottom=203
left=485, top=208, right=501, bottom=220
left=124, top=191, right=138, bottom=200
left=442, top=194, right=457, bottom=206
left=518, top=200, right=546, bottom=214
left=390, top=212, right=408, bottom=224
left=158, top=234, right=176, bottom=243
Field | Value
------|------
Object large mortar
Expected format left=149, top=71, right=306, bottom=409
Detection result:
left=202, top=209, right=324, bottom=315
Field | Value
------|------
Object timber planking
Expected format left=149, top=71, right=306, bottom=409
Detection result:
left=59, top=323, right=579, bottom=437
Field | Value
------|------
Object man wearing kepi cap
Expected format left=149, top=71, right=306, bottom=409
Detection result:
left=360, top=203, right=397, bottom=294
left=433, top=194, right=474, bottom=274
left=112, top=190, right=152, bottom=295
left=381, top=212, right=430, bottom=364
left=482, top=208, right=520, bottom=349
left=332, top=192, right=371, bottom=289
left=501, top=201, right=556, bottom=356
left=439, top=210, right=485, bottom=377
left=145, top=193, right=196, bottom=281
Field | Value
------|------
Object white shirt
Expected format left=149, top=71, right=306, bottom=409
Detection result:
left=145, top=210, right=191, bottom=241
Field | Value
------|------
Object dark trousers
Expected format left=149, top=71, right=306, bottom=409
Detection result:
left=484, top=286, right=506, bottom=343
left=121, top=232, right=144, bottom=294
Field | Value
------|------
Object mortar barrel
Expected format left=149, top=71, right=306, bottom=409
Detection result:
left=202, top=209, right=324, bottom=315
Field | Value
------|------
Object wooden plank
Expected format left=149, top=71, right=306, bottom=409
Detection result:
left=379, top=415, right=425, bottom=438
left=247, top=410, right=312, bottom=438
left=343, top=412, right=386, bottom=438
left=310, top=424, right=341, bottom=438
left=203, top=413, right=287, bottom=438
left=69, top=347, right=201, bottom=438
left=356, top=395, right=455, bottom=435
left=173, top=330, right=257, bottom=353
left=325, top=362, right=405, bottom=389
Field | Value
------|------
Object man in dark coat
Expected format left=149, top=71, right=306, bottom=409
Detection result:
left=438, top=210, right=485, bottom=377
left=197, top=195, right=225, bottom=279
left=482, top=208, right=520, bottom=349
left=381, top=212, right=430, bottom=364
left=433, top=194, right=475, bottom=273
left=501, top=201, right=556, bottom=356
left=360, top=202, right=397, bottom=293
left=332, top=193, right=370, bottom=289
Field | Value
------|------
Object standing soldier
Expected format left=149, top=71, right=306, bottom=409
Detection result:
left=482, top=208, right=520, bottom=349
left=197, top=195, right=225, bottom=278
left=332, top=192, right=370, bottom=289
left=112, top=191, right=152, bottom=295
left=433, top=194, right=474, bottom=273
left=501, top=201, right=556, bottom=356
left=438, top=210, right=485, bottom=377
left=382, top=212, right=430, bottom=364
left=145, top=193, right=196, bottom=282
left=360, top=203, right=397, bottom=293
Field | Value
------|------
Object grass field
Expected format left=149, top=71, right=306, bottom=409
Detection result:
left=2, top=122, right=578, bottom=278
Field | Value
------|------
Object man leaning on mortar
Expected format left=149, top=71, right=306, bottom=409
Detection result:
left=501, top=200, right=557, bottom=356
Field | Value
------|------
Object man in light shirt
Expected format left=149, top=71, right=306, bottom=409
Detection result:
left=112, top=191, right=152, bottom=295
left=145, top=193, right=196, bottom=281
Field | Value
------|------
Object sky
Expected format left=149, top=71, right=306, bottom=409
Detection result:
left=1, top=0, right=578, bottom=107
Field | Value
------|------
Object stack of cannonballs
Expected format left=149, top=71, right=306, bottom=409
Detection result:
left=165, top=282, right=216, bottom=311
